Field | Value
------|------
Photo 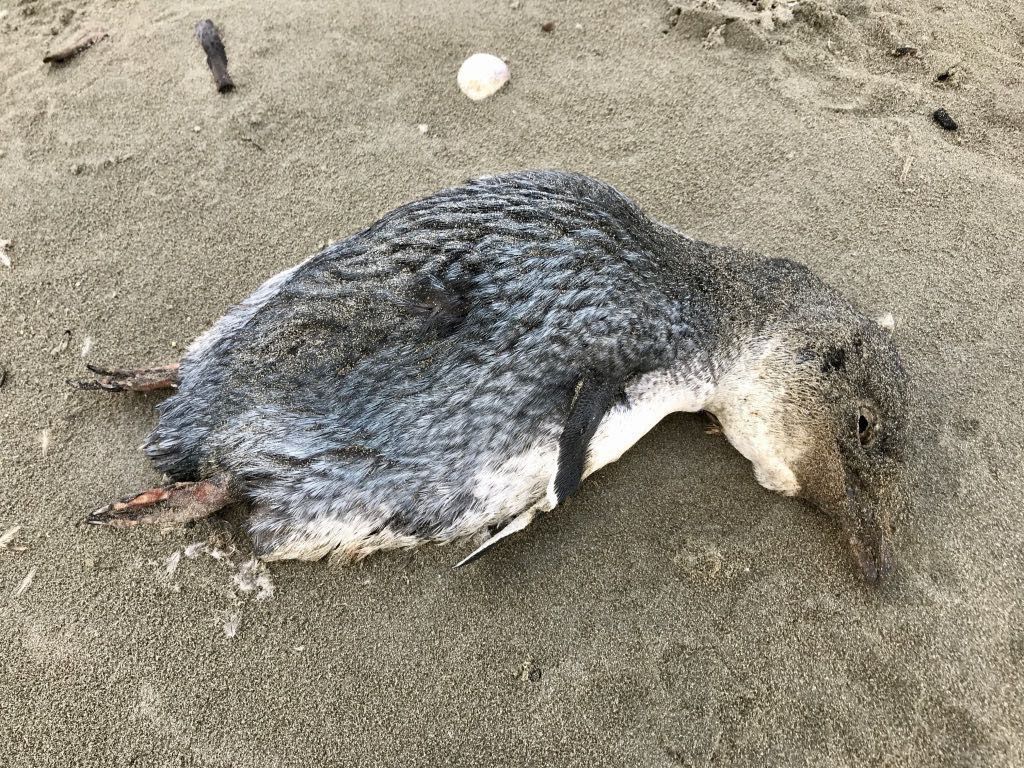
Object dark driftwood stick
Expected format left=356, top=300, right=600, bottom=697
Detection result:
left=43, top=29, right=108, bottom=64
left=195, top=19, right=234, bottom=93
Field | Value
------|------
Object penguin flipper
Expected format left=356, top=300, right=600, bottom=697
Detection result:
left=456, top=370, right=628, bottom=568
left=549, top=370, right=624, bottom=507
left=452, top=509, right=536, bottom=569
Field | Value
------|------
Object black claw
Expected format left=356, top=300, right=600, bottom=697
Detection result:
left=83, top=507, right=136, bottom=529
left=85, top=508, right=110, bottom=524
left=67, top=377, right=116, bottom=391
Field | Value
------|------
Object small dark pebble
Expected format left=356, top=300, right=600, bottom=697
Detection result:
left=933, top=108, right=958, bottom=131
left=0, top=368, right=7, bottom=389
left=935, top=67, right=955, bottom=82
left=528, top=667, right=542, bottom=682
left=891, top=46, right=918, bottom=57
left=541, top=21, right=556, bottom=33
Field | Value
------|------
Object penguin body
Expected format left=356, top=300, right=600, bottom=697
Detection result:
left=83, top=171, right=909, bottom=582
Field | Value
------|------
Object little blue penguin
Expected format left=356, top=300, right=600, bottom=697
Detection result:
left=76, top=170, right=910, bottom=583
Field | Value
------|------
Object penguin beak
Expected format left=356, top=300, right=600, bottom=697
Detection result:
left=840, top=486, right=896, bottom=584
left=845, top=519, right=895, bottom=584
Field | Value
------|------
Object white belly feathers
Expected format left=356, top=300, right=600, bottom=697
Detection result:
left=470, top=369, right=713, bottom=528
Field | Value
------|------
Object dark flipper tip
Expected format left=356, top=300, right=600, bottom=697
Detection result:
left=452, top=510, right=536, bottom=569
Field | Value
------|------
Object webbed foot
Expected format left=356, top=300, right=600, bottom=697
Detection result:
left=69, top=363, right=180, bottom=393
left=86, top=475, right=231, bottom=528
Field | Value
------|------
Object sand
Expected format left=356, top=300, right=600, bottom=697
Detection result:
left=1, top=0, right=1022, bottom=765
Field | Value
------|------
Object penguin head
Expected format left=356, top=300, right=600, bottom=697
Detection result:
left=711, top=314, right=910, bottom=584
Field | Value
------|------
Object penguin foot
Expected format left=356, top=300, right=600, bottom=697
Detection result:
left=86, top=475, right=232, bottom=529
left=69, top=362, right=180, bottom=393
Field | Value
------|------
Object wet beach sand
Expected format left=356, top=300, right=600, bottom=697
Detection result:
left=1, top=0, right=1022, bottom=765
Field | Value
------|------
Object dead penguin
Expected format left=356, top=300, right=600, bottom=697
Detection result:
left=75, top=171, right=909, bottom=583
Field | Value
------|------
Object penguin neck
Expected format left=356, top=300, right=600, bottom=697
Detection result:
left=697, top=332, right=803, bottom=496
left=659, top=330, right=779, bottom=417
left=659, top=243, right=796, bottom=415
left=664, top=248, right=807, bottom=495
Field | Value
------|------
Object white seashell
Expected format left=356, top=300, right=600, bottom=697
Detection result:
left=457, top=53, right=509, bottom=101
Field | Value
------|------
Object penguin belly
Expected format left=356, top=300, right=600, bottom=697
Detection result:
left=465, top=368, right=714, bottom=537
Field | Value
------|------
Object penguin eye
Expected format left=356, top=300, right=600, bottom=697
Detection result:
left=857, top=406, right=878, bottom=446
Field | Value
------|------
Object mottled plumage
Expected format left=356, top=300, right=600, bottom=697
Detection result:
left=80, top=170, right=909, bottom=581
